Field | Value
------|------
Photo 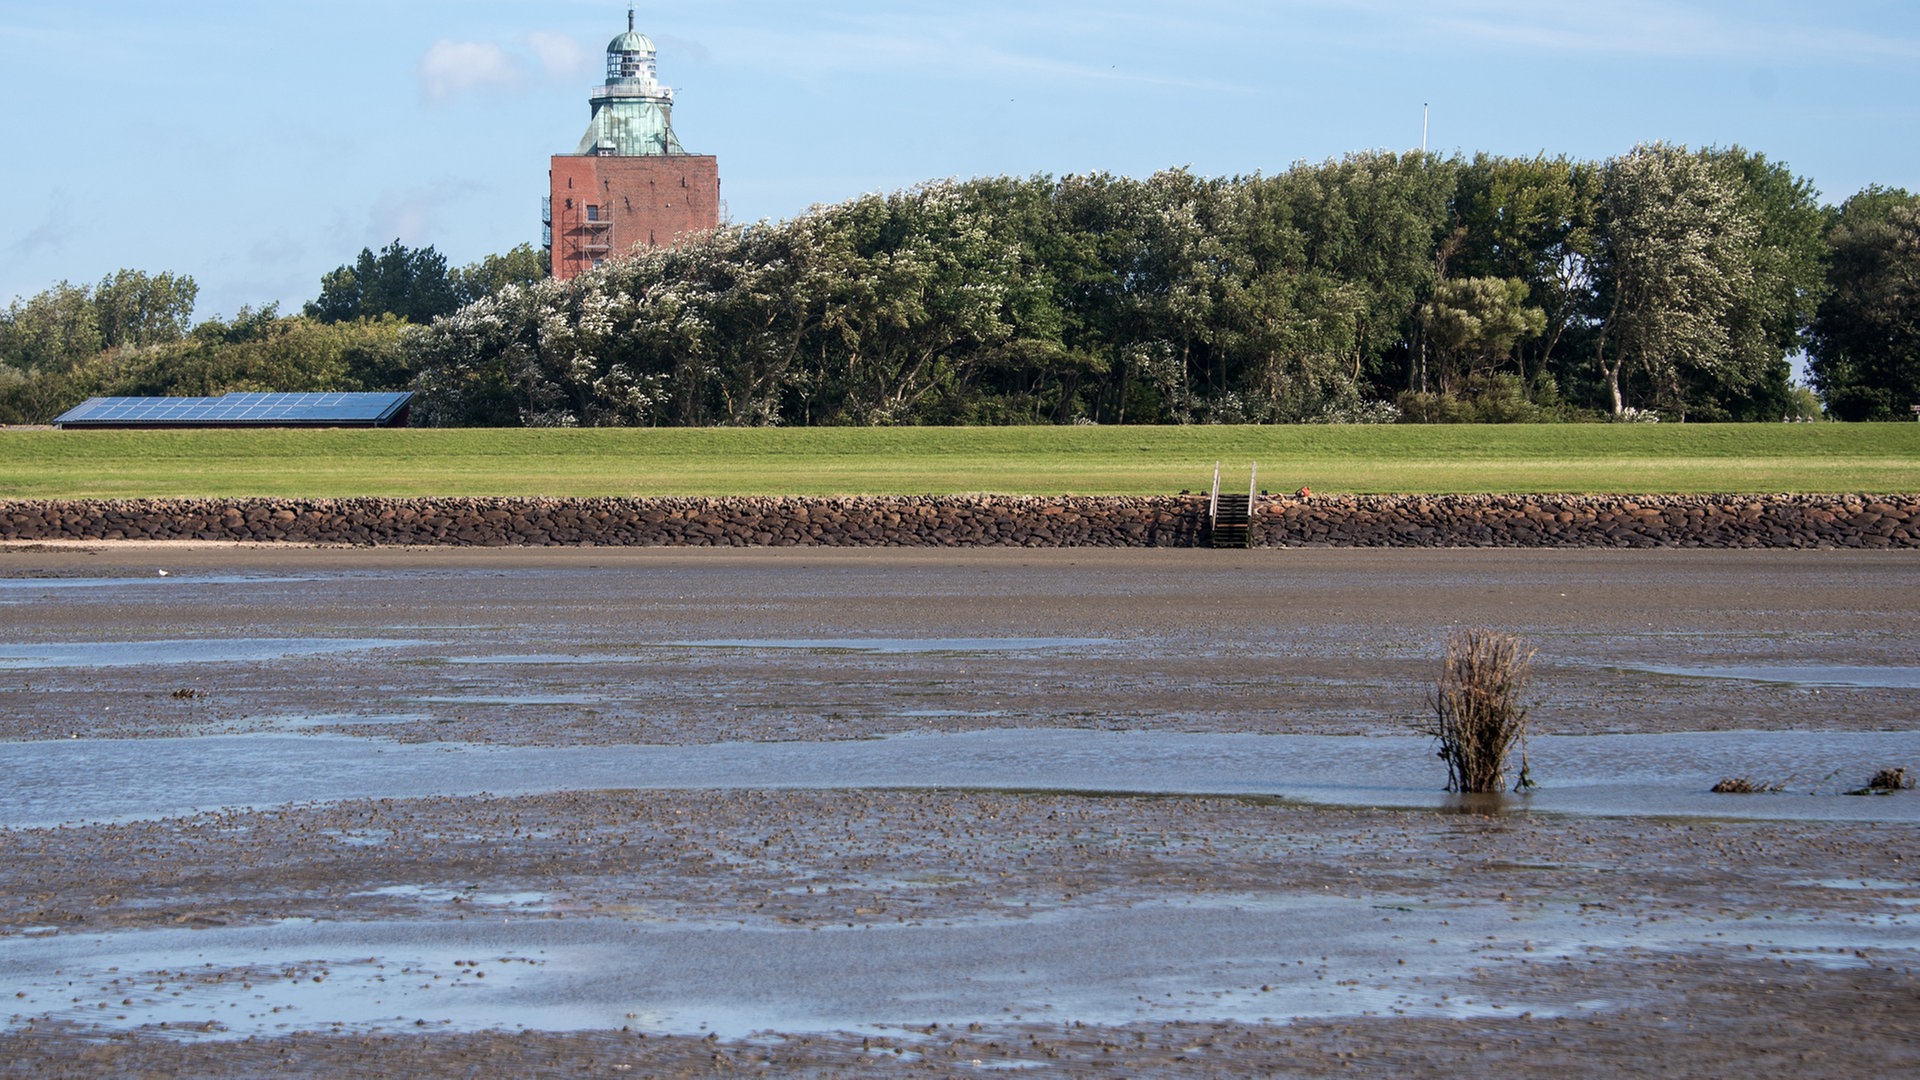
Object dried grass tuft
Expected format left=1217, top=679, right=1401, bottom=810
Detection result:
left=1419, top=629, right=1536, bottom=793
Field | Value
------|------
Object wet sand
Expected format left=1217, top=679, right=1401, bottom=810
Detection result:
left=2, top=545, right=1917, bottom=1075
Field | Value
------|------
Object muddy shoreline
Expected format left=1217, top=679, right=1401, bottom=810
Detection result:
left=3, top=546, right=1917, bottom=1074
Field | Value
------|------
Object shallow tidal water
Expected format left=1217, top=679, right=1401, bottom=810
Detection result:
left=5, top=728, right=1920, bottom=830
left=6, top=890, right=1908, bottom=1041
left=2, top=547, right=1917, bottom=1049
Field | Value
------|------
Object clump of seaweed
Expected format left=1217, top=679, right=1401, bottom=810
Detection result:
left=1846, top=767, right=1915, bottom=796
left=1418, top=629, right=1536, bottom=793
left=1868, top=767, right=1914, bottom=791
left=1709, top=776, right=1788, bottom=794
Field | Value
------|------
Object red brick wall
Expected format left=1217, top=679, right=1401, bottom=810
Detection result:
left=549, top=155, right=721, bottom=281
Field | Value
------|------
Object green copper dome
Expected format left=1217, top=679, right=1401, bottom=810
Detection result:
left=609, top=30, right=655, bottom=55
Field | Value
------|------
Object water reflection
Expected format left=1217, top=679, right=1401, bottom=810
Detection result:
left=1436, top=791, right=1533, bottom=816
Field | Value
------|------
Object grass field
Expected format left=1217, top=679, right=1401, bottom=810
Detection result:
left=1, top=424, right=1917, bottom=499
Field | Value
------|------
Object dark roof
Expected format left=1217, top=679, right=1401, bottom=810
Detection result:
left=53, top=392, right=413, bottom=429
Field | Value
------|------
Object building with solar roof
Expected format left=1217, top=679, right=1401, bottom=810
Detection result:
left=52, top=392, right=414, bottom=430
left=544, top=7, right=720, bottom=282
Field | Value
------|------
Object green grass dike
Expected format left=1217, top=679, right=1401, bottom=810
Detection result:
left=1, top=424, right=1917, bottom=499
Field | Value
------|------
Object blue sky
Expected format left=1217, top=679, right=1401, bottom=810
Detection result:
left=4, top=1, right=1918, bottom=320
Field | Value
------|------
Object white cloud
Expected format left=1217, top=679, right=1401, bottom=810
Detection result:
left=418, top=32, right=612, bottom=103
left=527, top=31, right=594, bottom=82
left=418, top=39, right=524, bottom=103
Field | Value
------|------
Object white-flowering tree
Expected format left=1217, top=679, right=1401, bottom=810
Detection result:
left=1591, top=144, right=1760, bottom=418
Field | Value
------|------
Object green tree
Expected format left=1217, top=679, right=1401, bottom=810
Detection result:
left=1784, top=381, right=1825, bottom=421
left=1204, top=173, right=1371, bottom=421
left=1591, top=144, right=1758, bottom=418
left=1, top=281, right=101, bottom=373
left=1274, top=151, right=1459, bottom=398
left=306, top=240, right=459, bottom=324
left=451, top=243, right=550, bottom=307
left=92, top=269, right=198, bottom=349
left=408, top=286, right=537, bottom=427
left=1450, top=154, right=1600, bottom=399
left=402, top=156, right=1857, bottom=428
left=1042, top=172, right=1157, bottom=421
left=1688, top=147, right=1829, bottom=420
left=810, top=184, right=1021, bottom=424
left=1045, top=171, right=1224, bottom=423
left=946, top=174, right=1089, bottom=424
left=1414, top=276, right=1546, bottom=394
left=0, top=362, right=76, bottom=424
left=4, top=301, right=414, bottom=423
left=1809, top=187, right=1920, bottom=420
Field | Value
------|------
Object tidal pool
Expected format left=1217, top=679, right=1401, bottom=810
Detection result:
left=3, top=728, right=1915, bottom=829
left=0, top=574, right=322, bottom=599
left=5, top=891, right=1907, bottom=1041
left=431, top=637, right=1115, bottom=665
left=0, top=638, right=422, bottom=669
left=664, top=637, right=1114, bottom=653
left=1619, top=663, right=1920, bottom=689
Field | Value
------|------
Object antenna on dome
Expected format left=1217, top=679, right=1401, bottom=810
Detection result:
left=629, top=5, right=635, bottom=32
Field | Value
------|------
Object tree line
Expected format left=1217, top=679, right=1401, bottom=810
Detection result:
left=6, top=145, right=1918, bottom=426
left=0, top=244, right=544, bottom=425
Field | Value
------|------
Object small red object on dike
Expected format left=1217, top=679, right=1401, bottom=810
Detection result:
left=1296, top=486, right=1312, bottom=499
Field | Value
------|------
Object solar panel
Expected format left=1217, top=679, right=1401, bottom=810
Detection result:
left=53, top=392, right=413, bottom=428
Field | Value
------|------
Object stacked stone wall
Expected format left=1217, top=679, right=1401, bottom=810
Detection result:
left=2, top=494, right=1916, bottom=549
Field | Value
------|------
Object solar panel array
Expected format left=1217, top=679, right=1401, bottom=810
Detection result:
left=54, top=392, right=413, bottom=428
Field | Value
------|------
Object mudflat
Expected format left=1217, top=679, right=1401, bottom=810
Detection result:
left=2, top=545, right=1916, bottom=1076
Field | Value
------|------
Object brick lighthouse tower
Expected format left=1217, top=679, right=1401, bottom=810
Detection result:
left=543, top=8, right=720, bottom=281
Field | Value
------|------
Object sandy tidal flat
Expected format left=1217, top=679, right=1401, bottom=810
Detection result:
left=1, top=545, right=1916, bottom=1076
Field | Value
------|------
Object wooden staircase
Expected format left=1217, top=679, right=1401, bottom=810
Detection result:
left=1209, top=462, right=1258, bottom=548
